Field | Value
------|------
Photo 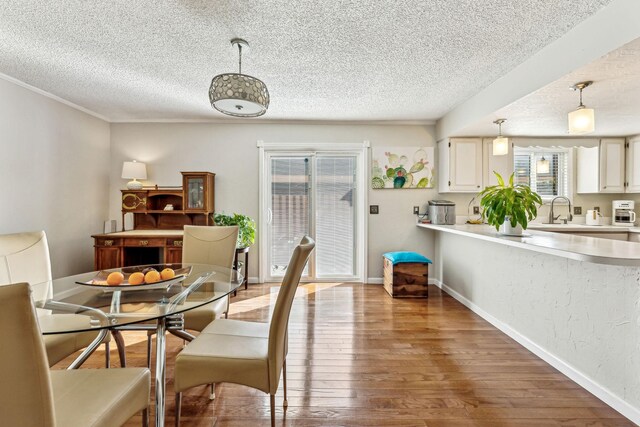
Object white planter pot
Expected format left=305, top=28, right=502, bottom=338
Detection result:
left=499, top=217, right=523, bottom=236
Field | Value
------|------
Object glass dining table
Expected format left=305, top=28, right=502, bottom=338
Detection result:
left=32, top=263, right=242, bottom=427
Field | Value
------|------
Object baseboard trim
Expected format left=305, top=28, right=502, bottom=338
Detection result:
left=366, top=278, right=442, bottom=286
left=438, top=281, right=640, bottom=425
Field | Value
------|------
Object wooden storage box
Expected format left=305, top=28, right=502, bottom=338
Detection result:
left=383, top=257, right=429, bottom=298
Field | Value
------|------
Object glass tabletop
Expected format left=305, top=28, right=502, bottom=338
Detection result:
left=33, top=263, right=242, bottom=334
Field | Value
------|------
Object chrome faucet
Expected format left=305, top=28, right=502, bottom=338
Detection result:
left=548, top=196, right=573, bottom=224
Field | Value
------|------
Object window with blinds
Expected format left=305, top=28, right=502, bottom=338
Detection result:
left=269, top=155, right=357, bottom=279
left=315, top=156, right=356, bottom=277
left=270, top=157, right=310, bottom=276
left=513, top=149, right=569, bottom=199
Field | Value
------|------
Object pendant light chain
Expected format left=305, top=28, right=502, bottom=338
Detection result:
left=238, top=43, right=242, bottom=74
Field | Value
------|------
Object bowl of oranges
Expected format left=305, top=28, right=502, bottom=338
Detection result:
left=77, top=264, right=192, bottom=291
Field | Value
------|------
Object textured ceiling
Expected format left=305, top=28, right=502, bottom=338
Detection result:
left=459, top=36, right=640, bottom=137
left=0, top=0, right=612, bottom=122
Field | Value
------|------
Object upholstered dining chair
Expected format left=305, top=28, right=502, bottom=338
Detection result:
left=0, top=230, right=125, bottom=368
left=173, top=236, right=315, bottom=427
left=0, top=282, right=150, bottom=427
left=146, top=225, right=239, bottom=364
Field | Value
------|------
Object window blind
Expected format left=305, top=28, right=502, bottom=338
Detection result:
left=315, top=156, right=356, bottom=277
left=270, top=158, right=310, bottom=275
left=513, top=150, right=568, bottom=198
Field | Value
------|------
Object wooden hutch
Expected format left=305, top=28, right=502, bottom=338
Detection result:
left=92, top=172, right=215, bottom=270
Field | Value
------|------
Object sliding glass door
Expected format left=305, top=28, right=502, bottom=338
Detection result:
left=266, top=153, right=359, bottom=281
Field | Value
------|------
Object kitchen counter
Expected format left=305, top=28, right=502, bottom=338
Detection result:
left=417, top=223, right=640, bottom=266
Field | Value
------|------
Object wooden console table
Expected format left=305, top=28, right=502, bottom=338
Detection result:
left=92, top=230, right=184, bottom=271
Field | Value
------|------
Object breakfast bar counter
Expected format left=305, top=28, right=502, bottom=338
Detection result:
left=419, top=222, right=640, bottom=424
left=417, top=223, right=640, bottom=266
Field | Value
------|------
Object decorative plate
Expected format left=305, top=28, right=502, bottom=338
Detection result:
left=76, top=265, right=192, bottom=291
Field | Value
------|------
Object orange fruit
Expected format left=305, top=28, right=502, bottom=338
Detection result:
left=106, top=272, right=124, bottom=286
left=160, top=268, right=175, bottom=280
left=128, top=272, right=145, bottom=285
left=144, top=270, right=161, bottom=283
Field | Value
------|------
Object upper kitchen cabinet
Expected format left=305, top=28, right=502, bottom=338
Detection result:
left=626, top=136, right=640, bottom=193
left=483, top=138, right=514, bottom=186
left=577, top=138, right=625, bottom=193
left=438, top=138, right=483, bottom=192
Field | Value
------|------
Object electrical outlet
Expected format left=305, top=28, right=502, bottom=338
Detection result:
left=473, top=206, right=480, bottom=215
left=594, top=206, right=600, bottom=212
left=370, top=205, right=379, bottom=214
left=413, top=206, right=419, bottom=215
left=574, top=206, right=582, bottom=215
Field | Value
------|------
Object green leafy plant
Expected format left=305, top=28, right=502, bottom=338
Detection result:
left=479, top=172, right=542, bottom=231
left=212, top=213, right=256, bottom=248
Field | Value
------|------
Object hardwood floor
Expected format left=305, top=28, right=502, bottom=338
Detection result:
left=55, top=283, right=634, bottom=426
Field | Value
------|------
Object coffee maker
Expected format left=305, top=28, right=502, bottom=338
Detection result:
left=612, top=200, right=636, bottom=226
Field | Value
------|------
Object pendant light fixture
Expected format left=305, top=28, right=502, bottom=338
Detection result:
left=492, top=118, right=509, bottom=156
left=209, top=38, right=270, bottom=117
left=536, top=155, right=550, bottom=174
left=568, top=81, right=594, bottom=135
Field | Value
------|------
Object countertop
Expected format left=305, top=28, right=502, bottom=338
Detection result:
left=417, top=223, right=640, bottom=266
left=527, top=223, right=640, bottom=233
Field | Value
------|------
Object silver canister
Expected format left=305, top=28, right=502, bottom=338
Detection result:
left=428, top=200, right=456, bottom=225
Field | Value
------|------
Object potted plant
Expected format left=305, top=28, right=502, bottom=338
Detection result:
left=212, top=212, right=256, bottom=248
left=478, top=172, right=542, bottom=236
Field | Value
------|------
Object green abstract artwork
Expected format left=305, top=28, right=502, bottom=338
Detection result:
left=371, top=147, right=435, bottom=189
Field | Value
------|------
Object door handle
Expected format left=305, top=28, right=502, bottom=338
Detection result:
left=267, top=208, right=273, bottom=225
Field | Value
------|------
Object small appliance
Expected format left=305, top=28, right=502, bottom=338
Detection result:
left=585, top=209, right=602, bottom=226
left=428, top=200, right=456, bottom=225
left=612, top=200, right=636, bottom=226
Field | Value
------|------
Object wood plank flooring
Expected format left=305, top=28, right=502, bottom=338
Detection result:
left=54, top=283, right=635, bottom=426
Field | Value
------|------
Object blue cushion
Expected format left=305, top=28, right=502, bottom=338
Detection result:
left=383, top=251, right=432, bottom=265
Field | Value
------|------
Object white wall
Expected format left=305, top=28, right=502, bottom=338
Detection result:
left=109, top=123, right=439, bottom=281
left=0, top=78, right=111, bottom=278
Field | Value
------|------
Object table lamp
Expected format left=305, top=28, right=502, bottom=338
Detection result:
left=122, top=160, right=147, bottom=190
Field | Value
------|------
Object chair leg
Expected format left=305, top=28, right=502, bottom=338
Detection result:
left=175, top=392, right=182, bottom=427
left=142, top=407, right=149, bottom=427
left=112, top=329, right=127, bottom=367
left=209, top=383, right=215, bottom=400
left=146, top=332, right=153, bottom=368
left=270, top=394, right=275, bottom=427
left=283, top=359, right=288, bottom=408
left=105, top=342, right=110, bottom=368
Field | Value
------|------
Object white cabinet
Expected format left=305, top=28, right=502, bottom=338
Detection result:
left=600, top=138, right=625, bottom=193
left=438, top=138, right=483, bottom=193
left=576, top=138, right=625, bottom=193
left=483, top=138, right=514, bottom=186
left=626, top=136, right=640, bottom=193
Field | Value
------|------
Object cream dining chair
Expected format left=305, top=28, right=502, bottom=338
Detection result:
left=146, top=225, right=239, bottom=363
left=0, top=230, right=125, bottom=368
left=0, top=282, right=150, bottom=427
left=173, top=236, right=315, bottom=427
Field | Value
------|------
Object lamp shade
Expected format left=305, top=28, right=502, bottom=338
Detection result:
left=492, top=136, right=509, bottom=156
left=536, top=157, right=550, bottom=174
left=209, top=73, right=269, bottom=117
left=568, top=107, right=595, bottom=135
left=122, top=161, right=147, bottom=190
left=121, top=161, right=147, bottom=179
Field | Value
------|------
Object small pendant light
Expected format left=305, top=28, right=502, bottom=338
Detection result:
left=492, top=118, right=509, bottom=156
left=536, top=155, right=550, bottom=174
left=568, top=81, right=594, bottom=135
